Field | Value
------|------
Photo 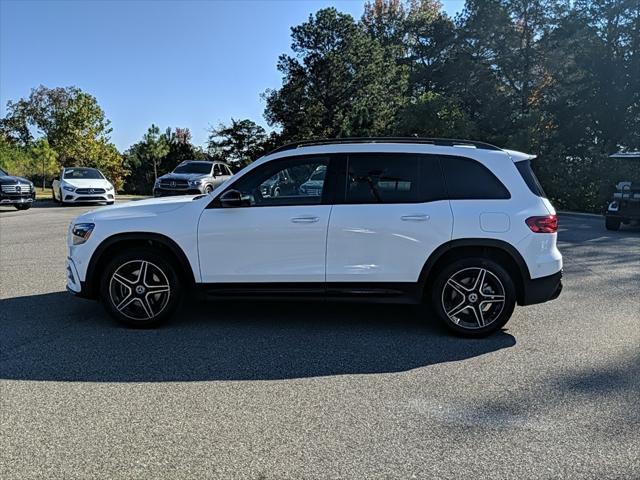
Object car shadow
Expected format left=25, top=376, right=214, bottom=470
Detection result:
left=0, top=292, right=515, bottom=382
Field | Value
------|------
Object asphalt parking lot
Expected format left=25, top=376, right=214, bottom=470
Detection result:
left=1, top=202, right=639, bottom=479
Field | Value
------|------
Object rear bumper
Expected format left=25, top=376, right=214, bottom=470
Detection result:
left=520, top=270, right=563, bottom=306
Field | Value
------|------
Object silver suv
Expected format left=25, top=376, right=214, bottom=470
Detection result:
left=153, top=160, right=232, bottom=197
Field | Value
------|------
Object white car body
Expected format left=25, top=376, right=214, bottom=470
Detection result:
left=53, top=167, right=115, bottom=204
left=65, top=139, right=563, bottom=334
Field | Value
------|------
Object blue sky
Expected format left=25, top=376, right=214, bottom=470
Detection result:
left=0, top=0, right=465, bottom=151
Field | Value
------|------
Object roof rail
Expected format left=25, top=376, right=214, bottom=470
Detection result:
left=269, top=137, right=502, bottom=155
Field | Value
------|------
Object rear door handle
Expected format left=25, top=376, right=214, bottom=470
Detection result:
left=401, top=214, right=429, bottom=222
left=291, top=216, right=320, bottom=223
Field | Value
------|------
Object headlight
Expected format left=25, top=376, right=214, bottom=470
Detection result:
left=71, top=223, right=95, bottom=245
left=106, top=184, right=114, bottom=191
left=63, top=185, right=76, bottom=192
left=188, top=179, right=202, bottom=187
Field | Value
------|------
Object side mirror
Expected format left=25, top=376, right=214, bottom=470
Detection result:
left=219, top=189, right=249, bottom=208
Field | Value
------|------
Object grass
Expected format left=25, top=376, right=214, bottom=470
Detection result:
left=34, top=186, right=147, bottom=201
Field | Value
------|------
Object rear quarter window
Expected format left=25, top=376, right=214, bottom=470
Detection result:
left=440, top=156, right=511, bottom=200
left=515, top=160, right=547, bottom=198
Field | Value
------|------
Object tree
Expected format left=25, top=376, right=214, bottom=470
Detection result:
left=0, top=85, right=126, bottom=187
left=264, top=8, right=408, bottom=140
left=207, top=119, right=269, bottom=167
left=29, top=139, right=58, bottom=189
left=142, top=124, right=170, bottom=181
left=0, top=135, right=33, bottom=178
left=123, top=126, right=203, bottom=194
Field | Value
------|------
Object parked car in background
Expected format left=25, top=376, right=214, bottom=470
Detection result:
left=605, top=152, right=640, bottom=230
left=260, top=168, right=296, bottom=197
left=299, top=164, right=327, bottom=197
left=153, top=160, right=232, bottom=197
left=0, top=167, right=35, bottom=210
left=65, top=137, right=563, bottom=337
left=52, top=167, right=115, bottom=205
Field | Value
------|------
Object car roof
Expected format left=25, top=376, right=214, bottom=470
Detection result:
left=180, top=160, right=228, bottom=164
left=260, top=141, right=531, bottom=166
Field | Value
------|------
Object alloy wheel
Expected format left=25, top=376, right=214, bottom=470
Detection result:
left=441, top=267, right=506, bottom=330
left=109, top=260, right=171, bottom=321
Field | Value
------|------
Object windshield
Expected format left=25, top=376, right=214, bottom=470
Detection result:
left=173, top=162, right=212, bottom=174
left=0, top=168, right=7, bottom=177
left=63, top=168, right=104, bottom=180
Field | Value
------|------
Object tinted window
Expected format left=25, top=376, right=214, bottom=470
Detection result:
left=440, top=157, right=510, bottom=199
left=345, top=154, right=445, bottom=204
left=228, top=156, right=330, bottom=207
left=515, top=160, right=546, bottom=198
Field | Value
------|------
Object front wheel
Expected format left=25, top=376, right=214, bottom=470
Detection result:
left=431, top=257, right=516, bottom=337
left=15, top=203, right=31, bottom=210
left=99, top=249, right=183, bottom=327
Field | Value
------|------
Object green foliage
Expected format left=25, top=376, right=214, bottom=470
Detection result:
left=264, top=8, right=408, bottom=140
left=264, top=0, right=640, bottom=212
left=0, top=136, right=33, bottom=177
left=29, top=139, right=59, bottom=189
left=0, top=85, right=126, bottom=189
left=208, top=119, right=271, bottom=168
left=124, top=126, right=205, bottom=194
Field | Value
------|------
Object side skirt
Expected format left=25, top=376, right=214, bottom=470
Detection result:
left=196, top=282, right=423, bottom=304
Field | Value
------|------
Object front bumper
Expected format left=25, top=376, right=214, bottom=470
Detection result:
left=63, top=192, right=114, bottom=203
left=520, top=270, right=563, bottom=306
left=153, top=187, right=203, bottom=197
left=0, top=192, right=35, bottom=205
left=66, top=257, right=82, bottom=294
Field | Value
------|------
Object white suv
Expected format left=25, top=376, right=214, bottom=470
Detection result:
left=66, top=138, right=562, bottom=336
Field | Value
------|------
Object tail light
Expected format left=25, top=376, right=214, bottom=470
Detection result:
left=526, top=215, right=558, bottom=233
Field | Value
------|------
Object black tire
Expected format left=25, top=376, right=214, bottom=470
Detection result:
left=15, top=204, right=31, bottom=210
left=204, top=184, right=213, bottom=194
left=431, top=257, right=516, bottom=337
left=51, top=188, right=58, bottom=203
left=273, top=187, right=281, bottom=197
left=605, top=216, right=621, bottom=231
left=99, top=248, right=183, bottom=328
left=107, top=201, right=115, bottom=205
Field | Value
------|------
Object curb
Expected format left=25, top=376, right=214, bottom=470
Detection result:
left=558, top=210, right=603, bottom=219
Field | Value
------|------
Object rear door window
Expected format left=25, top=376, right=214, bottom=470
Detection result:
left=344, top=154, right=445, bottom=204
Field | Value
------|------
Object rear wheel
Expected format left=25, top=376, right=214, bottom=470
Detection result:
left=431, top=257, right=516, bottom=337
left=605, top=216, right=621, bottom=231
left=99, top=249, right=183, bottom=327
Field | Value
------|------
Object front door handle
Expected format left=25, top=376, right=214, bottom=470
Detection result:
left=291, top=216, right=320, bottom=223
left=401, top=214, right=429, bottom=222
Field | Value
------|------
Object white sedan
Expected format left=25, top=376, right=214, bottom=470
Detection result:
left=52, top=167, right=116, bottom=205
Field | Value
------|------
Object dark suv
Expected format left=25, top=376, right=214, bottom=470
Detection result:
left=0, top=168, right=35, bottom=210
left=153, top=160, right=232, bottom=197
